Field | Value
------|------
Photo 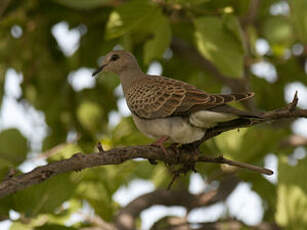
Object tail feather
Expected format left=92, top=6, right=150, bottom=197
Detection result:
left=212, top=92, right=255, bottom=103
left=209, top=104, right=262, bottom=119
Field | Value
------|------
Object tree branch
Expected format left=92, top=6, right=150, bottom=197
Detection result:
left=199, top=155, right=272, bottom=175
left=0, top=145, right=261, bottom=199
left=116, top=175, right=239, bottom=230
left=150, top=217, right=280, bottom=230
left=0, top=94, right=306, bottom=199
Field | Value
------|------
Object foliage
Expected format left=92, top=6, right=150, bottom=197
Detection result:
left=0, top=0, right=306, bottom=229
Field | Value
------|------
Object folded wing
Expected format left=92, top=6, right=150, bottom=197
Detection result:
left=126, top=75, right=254, bottom=119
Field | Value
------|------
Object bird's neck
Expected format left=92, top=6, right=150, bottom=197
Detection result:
left=119, top=68, right=146, bottom=93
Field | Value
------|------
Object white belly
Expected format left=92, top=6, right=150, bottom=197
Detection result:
left=132, top=115, right=204, bottom=144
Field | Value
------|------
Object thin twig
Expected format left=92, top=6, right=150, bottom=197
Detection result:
left=167, top=173, right=179, bottom=190
left=199, top=155, right=273, bottom=175
left=288, top=90, right=298, bottom=111
left=97, top=142, right=104, bottom=152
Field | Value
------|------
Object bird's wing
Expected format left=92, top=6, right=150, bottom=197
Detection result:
left=126, top=75, right=254, bottom=119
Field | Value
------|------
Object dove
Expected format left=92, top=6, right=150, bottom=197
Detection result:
left=92, top=50, right=258, bottom=153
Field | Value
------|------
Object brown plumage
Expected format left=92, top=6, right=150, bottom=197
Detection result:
left=125, top=74, right=255, bottom=119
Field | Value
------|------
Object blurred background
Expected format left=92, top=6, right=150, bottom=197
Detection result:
left=0, top=0, right=307, bottom=229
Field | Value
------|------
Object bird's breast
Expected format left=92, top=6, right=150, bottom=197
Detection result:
left=132, top=115, right=204, bottom=144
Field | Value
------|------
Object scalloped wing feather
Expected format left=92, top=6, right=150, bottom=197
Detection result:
left=126, top=75, right=254, bottom=119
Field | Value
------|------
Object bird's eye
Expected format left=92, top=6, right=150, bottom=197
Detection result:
left=110, top=54, right=119, bottom=61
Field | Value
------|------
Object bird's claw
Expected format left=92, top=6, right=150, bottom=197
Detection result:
left=151, top=136, right=170, bottom=157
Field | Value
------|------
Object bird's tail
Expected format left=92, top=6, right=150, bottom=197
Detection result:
left=209, top=104, right=263, bottom=119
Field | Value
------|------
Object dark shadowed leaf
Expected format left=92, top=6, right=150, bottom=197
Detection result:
left=53, top=0, right=110, bottom=10
left=0, top=129, right=28, bottom=167
left=12, top=173, right=77, bottom=216
left=35, top=224, right=77, bottom=230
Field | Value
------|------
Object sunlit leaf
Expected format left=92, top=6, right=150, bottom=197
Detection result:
left=111, top=117, right=152, bottom=146
left=276, top=156, right=307, bottom=228
left=10, top=222, right=32, bottom=230
left=262, top=16, right=293, bottom=45
left=194, top=15, right=245, bottom=78
left=77, top=179, right=116, bottom=221
left=105, top=0, right=158, bottom=39
left=77, top=101, right=104, bottom=133
left=290, top=0, right=307, bottom=43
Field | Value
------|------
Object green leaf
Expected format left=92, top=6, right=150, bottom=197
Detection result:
left=105, top=0, right=171, bottom=62
left=105, top=0, right=159, bottom=39
left=169, top=0, right=210, bottom=5
left=223, top=14, right=245, bottom=46
left=250, top=76, right=286, bottom=111
left=47, top=143, right=82, bottom=162
left=77, top=178, right=116, bottom=221
left=262, top=16, right=293, bottom=45
left=35, top=224, right=77, bottom=230
left=77, top=101, right=104, bottom=133
left=53, top=0, right=111, bottom=10
left=13, top=173, right=77, bottom=216
left=278, top=156, right=307, bottom=194
left=0, top=189, right=13, bottom=217
left=144, top=14, right=171, bottom=64
left=276, top=184, right=307, bottom=229
left=44, top=199, right=82, bottom=225
left=10, top=222, right=32, bottom=230
left=194, top=15, right=245, bottom=78
left=151, top=164, right=170, bottom=188
left=111, top=117, right=152, bottom=146
left=289, top=0, right=307, bottom=43
left=276, top=156, right=307, bottom=229
left=0, top=129, right=28, bottom=167
left=235, top=128, right=288, bottom=162
left=215, top=127, right=288, bottom=163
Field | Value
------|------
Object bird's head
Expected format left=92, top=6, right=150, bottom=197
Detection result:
left=92, top=50, right=139, bottom=77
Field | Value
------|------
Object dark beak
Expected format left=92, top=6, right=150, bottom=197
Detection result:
left=92, top=64, right=107, bottom=77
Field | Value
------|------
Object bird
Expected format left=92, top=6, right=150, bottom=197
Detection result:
left=92, top=50, right=259, bottom=154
